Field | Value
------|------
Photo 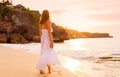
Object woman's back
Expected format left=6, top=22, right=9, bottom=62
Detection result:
left=41, top=24, right=50, bottom=50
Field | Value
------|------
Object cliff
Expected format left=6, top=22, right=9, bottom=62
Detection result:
left=0, top=4, right=40, bottom=43
left=0, top=3, right=69, bottom=43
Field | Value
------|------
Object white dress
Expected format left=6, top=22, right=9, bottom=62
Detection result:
left=36, top=25, right=60, bottom=71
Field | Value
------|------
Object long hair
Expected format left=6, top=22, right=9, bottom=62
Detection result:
left=40, top=10, right=50, bottom=24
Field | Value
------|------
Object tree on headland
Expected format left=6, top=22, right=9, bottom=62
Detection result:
left=2, top=0, right=12, bottom=3
left=0, top=0, right=12, bottom=5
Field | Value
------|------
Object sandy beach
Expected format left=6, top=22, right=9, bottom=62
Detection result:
left=1, top=44, right=120, bottom=77
left=0, top=45, right=88, bottom=77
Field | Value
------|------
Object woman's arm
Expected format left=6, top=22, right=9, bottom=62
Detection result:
left=39, top=24, right=42, bottom=38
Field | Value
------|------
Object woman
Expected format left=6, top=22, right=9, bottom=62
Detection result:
left=36, top=10, right=60, bottom=74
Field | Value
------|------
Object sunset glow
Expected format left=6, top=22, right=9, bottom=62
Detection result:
left=65, top=39, right=85, bottom=51
left=12, top=0, right=120, bottom=37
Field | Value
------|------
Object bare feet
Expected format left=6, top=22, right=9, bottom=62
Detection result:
left=40, top=70, right=45, bottom=74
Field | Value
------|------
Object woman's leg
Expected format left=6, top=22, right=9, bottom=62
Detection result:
left=47, top=64, right=51, bottom=73
left=39, top=66, right=46, bottom=74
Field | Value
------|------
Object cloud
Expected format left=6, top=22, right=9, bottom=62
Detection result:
left=50, top=10, right=66, bottom=15
left=12, top=0, right=120, bottom=34
left=87, top=12, right=120, bottom=22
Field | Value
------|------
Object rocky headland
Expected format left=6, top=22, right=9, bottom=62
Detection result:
left=0, top=1, right=112, bottom=43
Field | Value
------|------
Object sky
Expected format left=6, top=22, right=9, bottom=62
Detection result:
left=4, top=0, right=120, bottom=37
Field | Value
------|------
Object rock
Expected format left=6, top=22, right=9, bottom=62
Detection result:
left=53, top=39, right=64, bottom=43
left=0, top=21, right=12, bottom=34
left=52, top=23, right=69, bottom=42
left=10, top=33, right=28, bottom=43
left=0, top=34, right=7, bottom=43
left=11, top=15, right=21, bottom=25
left=22, top=33, right=33, bottom=42
left=33, top=36, right=40, bottom=42
left=99, top=56, right=113, bottom=59
left=13, top=4, right=25, bottom=10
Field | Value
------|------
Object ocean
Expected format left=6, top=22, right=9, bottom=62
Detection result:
left=1, top=37, right=120, bottom=61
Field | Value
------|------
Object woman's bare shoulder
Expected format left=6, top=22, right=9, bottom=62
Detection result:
left=45, top=20, right=52, bottom=29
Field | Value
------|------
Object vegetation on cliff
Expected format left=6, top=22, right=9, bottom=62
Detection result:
left=0, top=1, right=40, bottom=43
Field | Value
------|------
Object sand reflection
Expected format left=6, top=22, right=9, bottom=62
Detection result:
left=60, top=55, right=81, bottom=73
